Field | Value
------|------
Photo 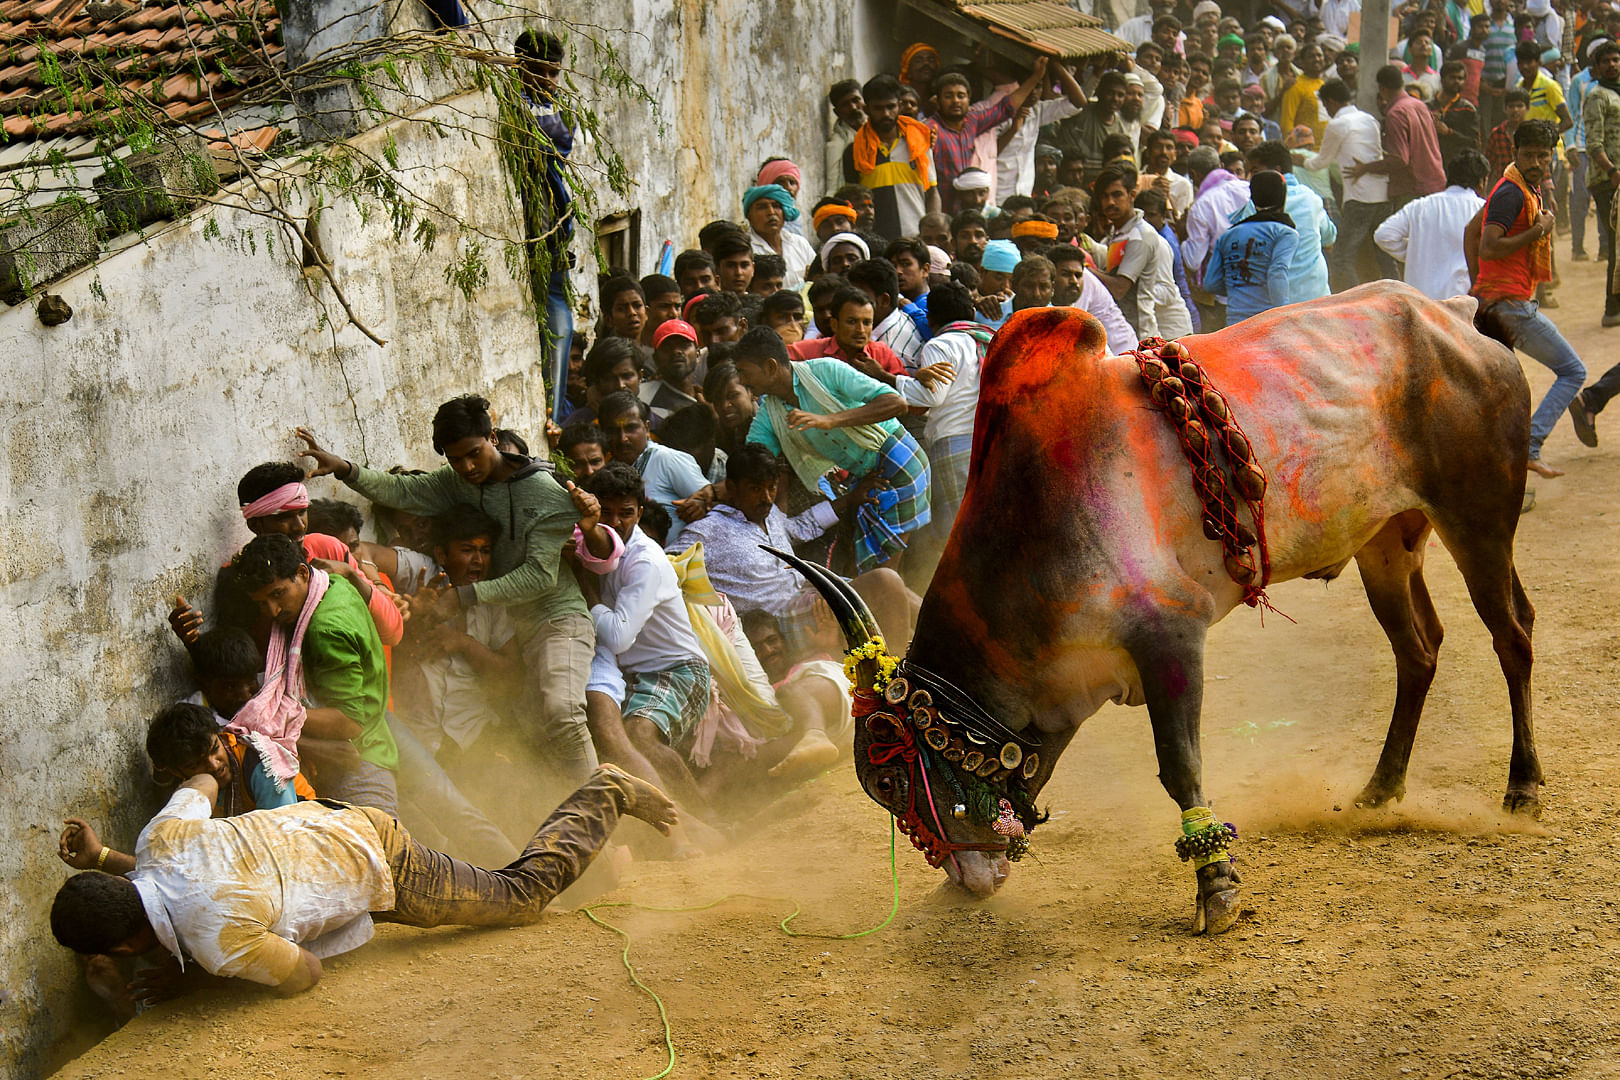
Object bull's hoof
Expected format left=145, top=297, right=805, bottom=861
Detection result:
left=1191, top=861, right=1242, bottom=936
left=1502, top=784, right=1543, bottom=818
left=1353, top=777, right=1406, bottom=809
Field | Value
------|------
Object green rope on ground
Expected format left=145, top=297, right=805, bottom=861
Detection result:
left=579, top=821, right=900, bottom=1080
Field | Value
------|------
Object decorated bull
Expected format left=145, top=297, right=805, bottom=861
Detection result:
left=776, top=283, right=1539, bottom=935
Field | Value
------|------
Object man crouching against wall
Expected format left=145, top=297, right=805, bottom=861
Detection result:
left=50, top=764, right=676, bottom=997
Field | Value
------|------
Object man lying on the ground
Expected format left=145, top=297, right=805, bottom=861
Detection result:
left=51, top=765, right=676, bottom=999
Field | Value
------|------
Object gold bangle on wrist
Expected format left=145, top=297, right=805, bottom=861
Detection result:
left=95, top=847, right=109, bottom=869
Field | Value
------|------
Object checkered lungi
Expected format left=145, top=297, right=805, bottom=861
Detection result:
left=925, top=433, right=973, bottom=535
left=621, top=659, right=712, bottom=748
left=851, top=431, right=931, bottom=573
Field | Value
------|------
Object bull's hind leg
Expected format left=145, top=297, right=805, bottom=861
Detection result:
left=1124, top=617, right=1240, bottom=936
left=1431, top=521, right=1541, bottom=815
left=1353, top=511, right=1445, bottom=809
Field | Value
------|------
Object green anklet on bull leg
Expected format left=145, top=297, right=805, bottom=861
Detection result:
left=1179, top=806, right=1241, bottom=935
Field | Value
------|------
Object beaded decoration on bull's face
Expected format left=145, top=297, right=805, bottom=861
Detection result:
left=762, top=546, right=1045, bottom=867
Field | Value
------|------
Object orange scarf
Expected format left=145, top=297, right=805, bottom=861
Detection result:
left=1503, top=163, right=1553, bottom=284
left=852, top=117, right=934, bottom=187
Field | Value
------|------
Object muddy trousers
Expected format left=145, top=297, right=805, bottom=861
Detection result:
left=360, top=767, right=633, bottom=927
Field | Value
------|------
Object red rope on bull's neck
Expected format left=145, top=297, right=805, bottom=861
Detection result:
left=1130, top=338, right=1277, bottom=613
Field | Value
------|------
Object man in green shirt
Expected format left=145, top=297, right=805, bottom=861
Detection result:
left=298, top=395, right=599, bottom=783
left=230, top=534, right=399, bottom=812
left=734, top=327, right=930, bottom=576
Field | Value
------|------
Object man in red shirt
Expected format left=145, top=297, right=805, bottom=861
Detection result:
left=789, top=287, right=906, bottom=375
left=1351, top=65, right=1447, bottom=204
left=1468, top=119, right=1587, bottom=477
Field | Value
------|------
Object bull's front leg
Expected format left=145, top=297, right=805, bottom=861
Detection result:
left=1125, top=619, right=1241, bottom=936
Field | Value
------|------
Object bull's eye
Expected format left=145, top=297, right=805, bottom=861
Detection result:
left=875, top=776, right=896, bottom=797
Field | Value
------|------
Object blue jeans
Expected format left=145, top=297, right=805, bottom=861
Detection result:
left=545, top=268, right=573, bottom=419
left=1492, top=299, right=1586, bottom=458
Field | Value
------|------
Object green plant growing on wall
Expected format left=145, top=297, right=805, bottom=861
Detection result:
left=0, top=2, right=657, bottom=387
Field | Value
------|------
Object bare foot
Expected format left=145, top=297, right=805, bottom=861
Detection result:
left=768, top=729, right=841, bottom=780
left=1527, top=458, right=1565, bottom=478
left=599, top=763, right=679, bottom=835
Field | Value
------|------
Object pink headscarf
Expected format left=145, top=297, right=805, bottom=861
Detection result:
left=241, top=482, right=310, bottom=520
left=756, top=159, right=801, bottom=189
left=226, top=566, right=330, bottom=788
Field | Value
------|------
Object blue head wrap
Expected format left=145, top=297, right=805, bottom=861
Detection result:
left=742, top=184, right=801, bottom=222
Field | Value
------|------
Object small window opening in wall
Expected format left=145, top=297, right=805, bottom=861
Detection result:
left=597, top=210, right=640, bottom=277
left=301, top=215, right=328, bottom=270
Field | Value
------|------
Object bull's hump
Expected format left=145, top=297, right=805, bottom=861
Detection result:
left=979, top=306, right=1112, bottom=410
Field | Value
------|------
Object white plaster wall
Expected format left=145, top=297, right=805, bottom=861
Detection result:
left=535, top=0, right=893, bottom=279
left=1, top=3, right=887, bottom=1071
left=0, top=88, right=547, bottom=1078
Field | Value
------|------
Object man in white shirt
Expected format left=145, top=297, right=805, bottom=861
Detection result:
left=824, top=80, right=865, bottom=193
left=995, top=61, right=1087, bottom=199
left=50, top=766, right=676, bottom=996
left=1373, top=149, right=1489, bottom=298
left=1117, top=0, right=1177, bottom=46
left=582, top=462, right=713, bottom=813
left=1047, top=243, right=1138, bottom=356
left=1307, top=78, right=1396, bottom=290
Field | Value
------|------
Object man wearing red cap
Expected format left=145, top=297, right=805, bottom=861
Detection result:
left=642, top=320, right=703, bottom=422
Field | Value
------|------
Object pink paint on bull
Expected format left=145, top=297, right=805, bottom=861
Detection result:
left=241, top=481, right=310, bottom=520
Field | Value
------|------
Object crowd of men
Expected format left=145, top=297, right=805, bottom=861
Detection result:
left=47, top=0, right=1620, bottom=1016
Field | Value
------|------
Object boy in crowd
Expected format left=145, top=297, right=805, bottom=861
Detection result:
left=299, top=394, right=607, bottom=786
left=562, top=337, right=644, bottom=429
left=750, top=253, right=786, bottom=296
left=673, top=249, right=718, bottom=298
left=760, top=289, right=807, bottom=345
left=559, top=422, right=609, bottom=481
left=710, top=232, right=755, bottom=294
left=596, top=391, right=713, bottom=549
left=689, top=291, right=748, bottom=348
left=638, top=274, right=685, bottom=348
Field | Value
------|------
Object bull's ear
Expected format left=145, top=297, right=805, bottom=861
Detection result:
left=761, top=546, right=878, bottom=648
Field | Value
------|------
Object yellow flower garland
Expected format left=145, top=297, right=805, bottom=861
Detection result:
left=843, top=637, right=898, bottom=691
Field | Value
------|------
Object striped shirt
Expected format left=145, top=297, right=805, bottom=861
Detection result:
left=843, top=136, right=936, bottom=241
left=927, top=97, right=1016, bottom=212
left=872, top=305, right=926, bottom=371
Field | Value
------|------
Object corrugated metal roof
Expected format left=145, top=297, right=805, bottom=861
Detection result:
left=928, top=0, right=1132, bottom=59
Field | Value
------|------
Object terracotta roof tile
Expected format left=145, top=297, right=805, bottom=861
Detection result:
left=0, top=0, right=278, bottom=141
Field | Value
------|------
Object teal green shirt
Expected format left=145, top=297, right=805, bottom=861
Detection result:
left=303, top=576, right=396, bottom=771
left=745, top=357, right=904, bottom=476
left=344, top=457, right=583, bottom=641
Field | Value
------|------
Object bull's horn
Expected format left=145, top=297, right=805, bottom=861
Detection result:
left=761, top=545, right=878, bottom=649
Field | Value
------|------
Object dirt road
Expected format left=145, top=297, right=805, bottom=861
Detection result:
left=53, top=266, right=1620, bottom=1080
